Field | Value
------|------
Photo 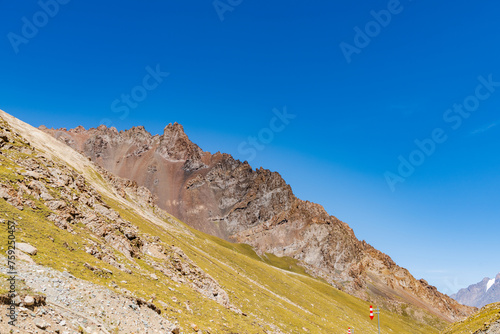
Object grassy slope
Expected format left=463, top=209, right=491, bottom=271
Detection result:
left=0, top=123, right=444, bottom=333
left=443, top=303, right=500, bottom=334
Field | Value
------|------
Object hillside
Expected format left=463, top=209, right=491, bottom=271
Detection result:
left=40, top=118, right=474, bottom=323
left=443, top=302, right=500, bottom=334
left=0, top=108, right=464, bottom=333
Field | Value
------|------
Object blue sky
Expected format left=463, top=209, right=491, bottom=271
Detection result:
left=1, top=0, right=499, bottom=295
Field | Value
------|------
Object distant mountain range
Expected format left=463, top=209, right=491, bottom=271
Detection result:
left=451, top=273, right=500, bottom=308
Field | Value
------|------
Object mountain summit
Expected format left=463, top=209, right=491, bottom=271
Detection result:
left=451, top=273, right=500, bottom=308
left=40, top=120, right=473, bottom=323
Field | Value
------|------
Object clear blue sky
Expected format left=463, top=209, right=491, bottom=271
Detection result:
left=1, top=0, right=499, bottom=295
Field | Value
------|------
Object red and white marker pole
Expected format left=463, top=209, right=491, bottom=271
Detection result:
left=370, top=305, right=381, bottom=334
left=348, top=327, right=351, bottom=334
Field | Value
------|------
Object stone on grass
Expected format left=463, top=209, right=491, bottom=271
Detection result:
left=17, top=242, right=38, bottom=255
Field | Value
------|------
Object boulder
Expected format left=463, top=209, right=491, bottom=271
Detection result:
left=23, top=170, right=41, bottom=179
left=35, top=319, right=50, bottom=329
left=0, top=187, right=10, bottom=200
left=40, top=191, right=54, bottom=201
left=46, top=200, right=67, bottom=210
left=24, top=295, right=35, bottom=306
left=13, top=295, right=22, bottom=305
left=17, top=242, right=38, bottom=255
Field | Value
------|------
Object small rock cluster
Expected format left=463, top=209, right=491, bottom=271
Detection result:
left=0, top=255, right=179, bottom=333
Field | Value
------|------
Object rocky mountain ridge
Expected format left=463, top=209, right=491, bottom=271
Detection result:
left=452, top=273, right=500, bottom=308
left=41, top=121, right=475, bottom=322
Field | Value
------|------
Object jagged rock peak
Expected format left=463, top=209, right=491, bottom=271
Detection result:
left=164, top=122, right=184, bottom=133
left=124, top=125, right=149, bottom=134
left=158, top=122, right=203, bottom=161
left=86, top=124, right=117, bottom=135
left=162, top=122, right=195, bottom=145
left=69, top=125, right=87, bottom=133
left=117, top=125, right=154, bottom=140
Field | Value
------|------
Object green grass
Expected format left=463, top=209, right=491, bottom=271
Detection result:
left=442, top=303, right=500, bottom=334
left=200, top=233, right=311, bottom=276
left=261, top=252, right=311, bottom=277
left=104, top=194, right=442, bottom=333
left=0, top=191, right=443, bottom=333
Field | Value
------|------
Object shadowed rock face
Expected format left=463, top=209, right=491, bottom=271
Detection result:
left=41, top=123, right=475, bottom=322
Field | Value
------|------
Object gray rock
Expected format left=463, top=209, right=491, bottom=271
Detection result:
left=35, top=319, right=50, bottom=329
left=40, top=191, right=54, bottom=201
left=13, top=295, right=22, bottom=305
left=24, top=295, right=35, bottom=306
left=17, top=242, right=38, bottom=255
left=23, top=170, right=41, bottom=179
left=0, top=187, right=10, bottom=199
left=46, top=200, right=67, bottom=210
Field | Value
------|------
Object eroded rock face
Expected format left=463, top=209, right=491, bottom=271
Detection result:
left=41, top=123, right=474, bottom=322
left=44, top=124, right=293, bottom=240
